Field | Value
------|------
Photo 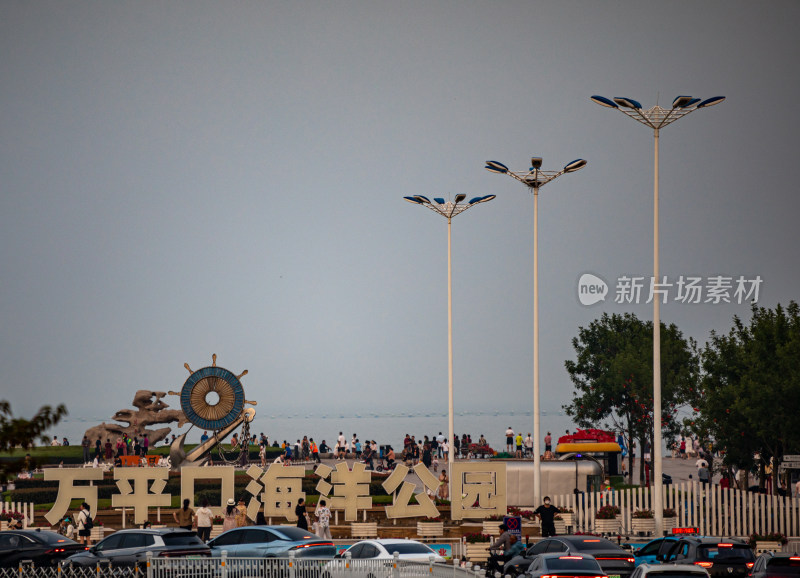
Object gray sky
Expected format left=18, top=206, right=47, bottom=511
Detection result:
left=2, top=1, right=798, bottom=435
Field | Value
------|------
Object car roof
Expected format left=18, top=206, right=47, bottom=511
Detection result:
left=364, top=539, right=428, bottom=545
left=638, top=563, right=709, bottom=573
left=679, top=537, right=749, bottom=546
left=540, top=552, right=596, bottom=559
left=112, top=528, right=196, bottom=535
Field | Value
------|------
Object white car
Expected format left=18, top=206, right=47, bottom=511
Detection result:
left=325, top=539, right=445, bottom=578
left=630, top=563, right=710, bottom=578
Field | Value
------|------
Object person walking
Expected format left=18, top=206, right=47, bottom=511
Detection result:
left=315, top=499, right=332, bottom=539
left=81, top=436, right=91, bottom=464
left=195, top=499, right=213, bottom=542
left=76, top=502, right=92, bottom=546
left=173, top=498, right=194, bottom=531
left=235, top=496, right=248, bottom=527
left=438, top=470, right=449, bottom=500
left=524, top=433, right=533, bottom=458
left=223, top=499, right=237, bottom=531
left=295, top=498, right=309, bottom=530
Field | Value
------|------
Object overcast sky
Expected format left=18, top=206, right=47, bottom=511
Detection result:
left=2, top=1, right=798, bottom=434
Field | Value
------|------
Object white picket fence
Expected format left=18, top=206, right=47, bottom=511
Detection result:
left=0, top=501, right=35, bottom=529
left=551, top=482, right=800, bottom=537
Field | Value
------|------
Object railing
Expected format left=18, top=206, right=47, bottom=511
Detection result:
left=0, top=502, right=34, bottom=529
left=0, top=553, right=484, bottom=578
left=146, top=552, right=484, bottom=578
left=550, top=482, right=800, bottom=537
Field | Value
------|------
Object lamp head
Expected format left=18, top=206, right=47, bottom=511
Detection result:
left=485, top=160, right=509, bottom=174
left=563, top=159, right=587, bottom=173
left=530, top=157, right=543, bottom=170
left=591, top=95, right=618, bottom=108
left=697, top=96, right=726, bottom=108
left=454, top=193, right=467, bottom=203
left=613, top=97, right=642, bottom=109
left=672, top=95, right=694, bottom=108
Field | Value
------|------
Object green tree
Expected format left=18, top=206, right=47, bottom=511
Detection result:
left=0, top=401, right=67, bottom=481
left=691, top=302, right=800, bottom=488
left=564, top=312, right=699, bottom=484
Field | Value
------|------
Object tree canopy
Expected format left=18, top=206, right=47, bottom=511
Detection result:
left=0, top=401, right=67, bottom=481
left=564, top=312, right=699, bottom=482
left=691, top=302, right=800, bottom=480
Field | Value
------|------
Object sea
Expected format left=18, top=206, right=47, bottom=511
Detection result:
left=48, top=410, right=578, bottom=452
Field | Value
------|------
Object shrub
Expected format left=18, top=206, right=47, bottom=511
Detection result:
left=632, top=509, right=654, bottom=519
left=748, top=532, right=788, bottom=547
left=595, top=505, right=620, bottom=519
left=663, top=508, right=676, bottom=517
left=464, top=532, right=491, bottom=543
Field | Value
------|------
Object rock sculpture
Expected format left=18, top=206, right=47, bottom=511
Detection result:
left=83, top=390, right=188, bottom=447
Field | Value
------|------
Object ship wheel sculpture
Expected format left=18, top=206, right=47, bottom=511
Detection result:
left=167, top=354, right=256, bottom=470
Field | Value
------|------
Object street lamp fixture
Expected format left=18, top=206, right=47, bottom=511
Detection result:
left=483, top=156, right=587, bottom=505
left=403, top=193, right=496, bottom=473
left=591, top=93, right=724, bottom=536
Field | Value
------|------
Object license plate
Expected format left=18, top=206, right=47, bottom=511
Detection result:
left=609, top=574, right=621, bottom=578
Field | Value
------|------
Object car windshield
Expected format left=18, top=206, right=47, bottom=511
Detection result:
left=699, top=545, right=753, bottom=561
left=385, top=543, right=434, bottom=555
left=568, top=538, right=617, bottom=551
left=547, top=558, right=601, bottom=570
left=275, top=528, right=319, bottom=541
left=162, top=533, right=206, bottom=546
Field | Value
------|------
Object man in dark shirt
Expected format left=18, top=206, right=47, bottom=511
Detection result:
left=535, top=496, right=558, bottom=537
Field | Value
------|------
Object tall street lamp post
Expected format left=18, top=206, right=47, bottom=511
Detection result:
left=590, top=94, right=725, bottom=535
left=403, top=194, right=496, bottom=473
left=483, top=157, right=587, bottom=505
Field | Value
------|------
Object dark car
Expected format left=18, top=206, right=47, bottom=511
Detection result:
left=633, top=537, right=680, bottom=567
left=65, top=528, right=210, bottom=569
left=0, top=529, right=86, bottom=568
left=526, top=552, right=609, bottom=578
left=662, top=537, right=754, bottom=578
left=207, top=526, right=336, bottom=558
left=505, top=536, right=635, bottom=578
left=750, top=552, right=800, bottom=578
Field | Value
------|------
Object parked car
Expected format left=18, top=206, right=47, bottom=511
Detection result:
left=65, top=528, right=210, bottom=569
left=526, top=552, right=609, bottom=578
left=749, top=552, right=800, bottom=578
left=631, top=563, right=710, bottom=578
left=0, top=529, right=86, bottom=568
left=504, top=536, right=635, bottom=578
left=661, top=537, right=754, bottom=578
left=325, top=540, right=445, bottom=578
left=207, top=526, right=336, bottom=558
